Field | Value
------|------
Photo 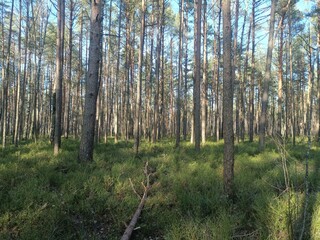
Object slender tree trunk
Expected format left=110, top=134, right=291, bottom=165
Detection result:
left=222, top=0, right=234, bottom=197
left=125, top=1, right=133, bottom=142
left=201, top=0, right=208, bottom=144
left=241, top=17, right=251, bottom=142
left=65, top=0, right=74, bottom=139
left=78, top=0, right=103, bottom=162
left=153, top=0, right=164, bottom=143
left=114, top=0, right=123, bottom=143
left=183, top=1, right=189, bottom=141
left=146, top=1, right=153, bottom=142
left=194, top=0, right=202, bottom=151
left=307, top=28, right=314, bottom=140
left=14, top=0, right=22, bottom=146
left=259, top=0, right=276, bottom=151
left=75, top=11, right=83, bottom=139
left=21, top=2, right=30, bottom=141
left=249, top=0, right=255, bottom=142
left=176, top=0, right=184, bottom=147
left=134, top=0, right=146, bottom=155
left=234, top=0, right=240, bottom=143
left=214, top=0, right=222, bottom=141
left=288, top=10, right=295, bottom=145
left=1, top=0, right=14, bottom=148
left=169, top=37, right=174, bottom=138
left=54, top=0, right=65, bottom=155
left=159, top=13, right=165, bottom=139
left=277, top=13, right=285, bottom=137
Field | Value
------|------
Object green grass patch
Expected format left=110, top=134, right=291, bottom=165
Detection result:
left=0, top=137, right=319, bottom=239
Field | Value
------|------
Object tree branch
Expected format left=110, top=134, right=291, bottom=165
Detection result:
left=121, top=162, right=151, bottom=240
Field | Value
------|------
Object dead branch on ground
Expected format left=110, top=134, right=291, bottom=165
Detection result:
left=121, top=162, right=151, bottom=240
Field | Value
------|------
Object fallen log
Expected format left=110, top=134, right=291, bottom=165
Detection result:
left=121, top=162, right=150, bottom=240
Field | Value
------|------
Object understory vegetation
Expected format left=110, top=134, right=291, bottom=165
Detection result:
left=0, top=138, right=319, bottom=239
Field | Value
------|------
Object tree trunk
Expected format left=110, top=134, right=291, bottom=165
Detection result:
left=78, top=0, right=103, bottom=162
left=222, top=0, right=234, bottom=197
left=54, top=0, right=65, bottom=155
left=64, top=0, right=74, bottom=139
left=153, top=0, right=163, bottom=143
left=1, top=0, right=14, bottom=148
left=114, top=0, right=123, bottom=143
left=277, top=13, right=285, bottom=137
left=259, top=0, right=276, bottom=151
left=249, top=0, right=255, bottom=142
left=134, top=0, right=146, bottom=155
left=201, top=0, right=208, bottom=144
left=14, top=0, right=22, bottom=146
left=194, top=0, right=202, bottom=151
left=183, top=1, right=189, bottom=141
left=214, top=0, right=222, bottom=142
left=176, top=0, right=184, bottom=147
left=241, top=16, right=251, bottom=142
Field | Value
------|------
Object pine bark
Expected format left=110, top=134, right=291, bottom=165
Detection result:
left=259, top=0, right=276, bottom=151
left=194, top=0, right=202, bottom=151
left=54, top=0, right=65, bottom=155
left=249, top=0, right=255, bottom=142
left=222, top=0, right=234, bottom=197
left=78, top=0, right=103, bottom=162
left=176, top=0, right=184, bottom=147
left=1, top=0, right=14, bottom=148
left=134, top=0, right=146, bottom=155
left=201, top=0, right=208, bottom=144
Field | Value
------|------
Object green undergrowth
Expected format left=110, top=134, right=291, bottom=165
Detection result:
left=0, top=137, right=319, bottom=239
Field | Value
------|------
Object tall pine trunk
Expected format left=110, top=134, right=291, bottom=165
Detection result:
left=134, top=0, right=146, bottom=155
left=222, top=0, right=234, bottom=197
left=54, top=0, right=65, bottom=155
left=78, top=0, right=103, bottom=162
left=194, top=0, right=202, bottom=151
left=259, top=0, right=276, bottom=151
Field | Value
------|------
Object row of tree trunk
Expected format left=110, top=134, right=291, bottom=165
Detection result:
left=0, top=0, right=319, bottom=156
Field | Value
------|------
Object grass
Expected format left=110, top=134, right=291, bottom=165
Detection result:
left=0, top=137, right=319, bottom=239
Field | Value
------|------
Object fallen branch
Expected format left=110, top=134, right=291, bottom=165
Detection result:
left=121, top=162, right=151, bottom=240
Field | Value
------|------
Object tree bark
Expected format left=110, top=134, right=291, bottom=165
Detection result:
left=1, top=0, right=14, bottom=148
left=78, top=0, right=103, bottom=162
left=222, top=0, right=234, bottom=197
left=134, top=0, right=146, bottom=155
left=114, top=0, right=123, bottom=143
left=14, top=0, right=22, bottom=146
left=213, top=0, right=222, bottom=142
left=201, top=0, right=208, bottom=144
left=176, top=0, right=184, bottom=147
left=259, top=0, right=276, bottom=151
left=153, top=0, right=162, bottom=143
left=54, top=0, right=65, bottom=155
left=249, top=0, right=255, bottom=142
left=183, top=1, right=189, bottom=141
left=194, top=0, right=202, bottom=151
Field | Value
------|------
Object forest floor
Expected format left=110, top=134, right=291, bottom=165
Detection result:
left=0, top=137, right=320, bottom=239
